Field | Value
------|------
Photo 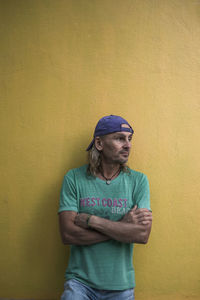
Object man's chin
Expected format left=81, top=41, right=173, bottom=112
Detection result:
left=120, top=154, right=129, bottom=163
left=110, top=156, right=129, bottom=165
left=118, top=157, right=128, bottom=164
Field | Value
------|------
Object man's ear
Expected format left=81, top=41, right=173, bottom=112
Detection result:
left=95, top=137, right=103, bottom=151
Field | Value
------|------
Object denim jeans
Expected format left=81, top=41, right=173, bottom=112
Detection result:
left=61, top=279, right=135, bottom=300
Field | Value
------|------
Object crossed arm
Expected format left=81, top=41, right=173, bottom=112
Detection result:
left=59, top=206, right=152, bottom=246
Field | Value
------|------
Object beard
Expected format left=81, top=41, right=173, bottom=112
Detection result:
left=101, top=149, right=130, bottom=165
left=110, top=154, right=129, bottom=165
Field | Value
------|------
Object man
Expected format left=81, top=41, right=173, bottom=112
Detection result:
left=59, top=115, right=152, bottom=300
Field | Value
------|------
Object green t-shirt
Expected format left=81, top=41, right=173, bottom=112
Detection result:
left=59, top=164, right=150, bottom=290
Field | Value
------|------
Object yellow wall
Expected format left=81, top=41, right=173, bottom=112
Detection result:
left=0, top=0, right=200, bottom=299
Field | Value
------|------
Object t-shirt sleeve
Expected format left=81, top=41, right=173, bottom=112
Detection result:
left=134, top=174, right=151, bottom=211
left=58, top=170, right=78, bottom=213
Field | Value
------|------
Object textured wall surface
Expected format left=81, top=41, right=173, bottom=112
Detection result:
left=0, top=0, right=200, bottom=299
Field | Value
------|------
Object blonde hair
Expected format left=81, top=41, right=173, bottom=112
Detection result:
left=87, top=145, right=101, bottom=177
left=87, top=144, right=129, bottom=177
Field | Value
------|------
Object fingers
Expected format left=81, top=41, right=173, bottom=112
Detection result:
left=122, top=206, right=152, bottom=225
left=128, top=205, right=137, bottom=213
left=134, top=208, right=152, bottom=225
left=130, top=207, right=152, bottom=215
left=138, top=216, right=152, bottom=222
left=139, top=220, right=152, bottom=225
left=136, top=211, right=152, bottom=218
left=135, top=209, right=152, bottom=218
left=135, top=208, right=151, bottom=214
left=132, top=205, right=137, bottom=211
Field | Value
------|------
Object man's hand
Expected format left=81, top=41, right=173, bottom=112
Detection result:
left=74, top=213, right=91, bottom=229
left=121, top=205, right=152, bottom=225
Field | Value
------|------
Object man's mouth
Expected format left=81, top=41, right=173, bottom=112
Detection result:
left=120, top=152, right=129, bottom=156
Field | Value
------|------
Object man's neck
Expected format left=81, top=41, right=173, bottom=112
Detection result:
left=99, top=161, right=121, bottom=179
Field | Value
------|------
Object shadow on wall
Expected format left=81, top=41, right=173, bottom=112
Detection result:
left=20, top=134, right=89, bottom=299
left=21, top=182, right=68, bottom=298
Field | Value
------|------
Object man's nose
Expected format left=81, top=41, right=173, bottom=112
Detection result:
left=123, top=139, right=131, bottom=149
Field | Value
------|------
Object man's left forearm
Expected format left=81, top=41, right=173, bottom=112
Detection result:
left=74, top=208, right=152, bottom=244
left=89, top=215, right=151, bottom=244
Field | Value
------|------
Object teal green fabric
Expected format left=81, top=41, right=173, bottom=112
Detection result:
left=59, top=165, right=150, bottom=290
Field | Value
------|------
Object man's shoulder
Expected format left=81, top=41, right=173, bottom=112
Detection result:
left=64, top=164, right=88, bottom=179
left=126, top=167, right=148, bottom=181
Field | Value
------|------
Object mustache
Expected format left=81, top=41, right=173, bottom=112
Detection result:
left=120, top=151, right=129, bottom=154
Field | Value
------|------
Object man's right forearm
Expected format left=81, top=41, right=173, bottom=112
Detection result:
left=61, top=225, right=109, bottom=246
left=59, top=211, right=110, bottom=246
